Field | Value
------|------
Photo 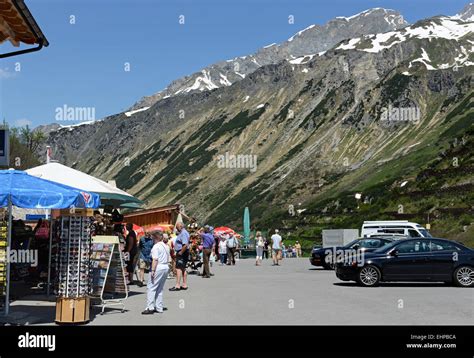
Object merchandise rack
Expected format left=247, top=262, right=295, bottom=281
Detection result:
left=0, top=221, right=7, bottom=300
left=55, top=214, right=92, bottom=324
left=90, top=236, right=128, bottom=315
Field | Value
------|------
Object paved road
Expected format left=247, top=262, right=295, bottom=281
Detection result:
left=10, top=258, right=474, bottom=325
left=89, top=257, right=473, bottom=325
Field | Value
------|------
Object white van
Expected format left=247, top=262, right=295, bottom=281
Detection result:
left=361, top=221, right=432, bottom=238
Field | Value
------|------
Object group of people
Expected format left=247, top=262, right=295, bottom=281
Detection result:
left=141, top=221, right=189, bottom=314
left=119, top=222, right=178, bottom=287
left=254, top=230, right=302, bottom=265
left=215, top=230, right=240, bottom=266
left=139, top=223, right=246, bottom=315
left=281, top=242, right=302, bottom=259
left=120, top=222, right=302, bottom=316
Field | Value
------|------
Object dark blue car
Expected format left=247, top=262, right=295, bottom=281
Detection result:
left=335, top=238, right=474, bottom=287
left=310, top=237, right=395, bottom=269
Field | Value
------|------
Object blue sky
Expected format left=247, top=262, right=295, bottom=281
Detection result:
left=0, top=0, right=469, bottom=128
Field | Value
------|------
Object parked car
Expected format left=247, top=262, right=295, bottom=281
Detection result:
left=335, top=238, right=474, bottom=287
left=365, top=233, right=409, bottom=239
left=361, top=220, right=432, bottom=238
left=310, top=237, right=396, bottom=269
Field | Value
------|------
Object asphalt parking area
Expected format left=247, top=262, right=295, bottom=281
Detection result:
left=85, top=258, right=473, bottom=325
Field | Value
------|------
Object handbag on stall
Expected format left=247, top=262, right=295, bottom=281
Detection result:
left=35, top=221, right=50, bottom=240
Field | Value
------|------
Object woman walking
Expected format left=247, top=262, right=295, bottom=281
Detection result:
left=255, top=231, right=265, bottom=266
left=218, top=236, right=227, bottom=265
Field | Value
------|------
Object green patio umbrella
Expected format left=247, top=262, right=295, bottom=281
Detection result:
left=243, top=207, right=250, bottom=245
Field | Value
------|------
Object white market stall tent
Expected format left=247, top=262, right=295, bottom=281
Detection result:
left=25, top=162, right=142, bottom=299
left=26, top=162, right=142, bottom=208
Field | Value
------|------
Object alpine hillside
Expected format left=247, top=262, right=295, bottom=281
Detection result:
left=44, top=4, right=474, bottom=247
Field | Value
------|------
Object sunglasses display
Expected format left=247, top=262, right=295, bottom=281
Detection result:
left=55, top=216, right=93, bottom=298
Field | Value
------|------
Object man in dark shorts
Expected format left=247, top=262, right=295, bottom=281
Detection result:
left=169, top=222, right=189, bottom=291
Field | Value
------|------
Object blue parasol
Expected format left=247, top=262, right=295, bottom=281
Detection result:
left=0, top=170, right=100, bottom=316
left=0, top=169, right=100, bottom=209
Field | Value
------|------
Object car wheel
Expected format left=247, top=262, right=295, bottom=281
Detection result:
left=357, top=265, right=381, bottom=287
left=323, top=263, right=335, bottom=270
left=453, top=266, right=474, bottom=287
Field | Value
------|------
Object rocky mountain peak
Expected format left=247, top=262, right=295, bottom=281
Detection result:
left=455, top=2, right=474, bottom=21
left=129, top=7, right=409, bottom=111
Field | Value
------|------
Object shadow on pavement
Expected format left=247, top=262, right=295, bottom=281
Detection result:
left=308, top=268, right=329, bottom=271
left=333, top=282, right=452, bottom=288
left=8, top=304, right=55, bottom=325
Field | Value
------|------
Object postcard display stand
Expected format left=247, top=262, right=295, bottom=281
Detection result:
left=90, top=235, right=128, bottom=314
left=55, top=211, right=92, bottom=324
left=0, top=221, right=6, bottom=303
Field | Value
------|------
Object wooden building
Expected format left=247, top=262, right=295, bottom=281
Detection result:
left=123, top=204, right=180, bottom=230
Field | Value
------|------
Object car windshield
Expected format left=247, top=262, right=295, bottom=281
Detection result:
left=358, top=239, right=388, bottom=248
left=345, top=240, right=360, bottom=248
left=418, top=229, right=432, bottom=238
left=373, top=240, right=399, bottom=253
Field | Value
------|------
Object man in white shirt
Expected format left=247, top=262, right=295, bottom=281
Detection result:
left=142, top=231, right=170, bottom=315
left=271, top=229, right=283, bottom=266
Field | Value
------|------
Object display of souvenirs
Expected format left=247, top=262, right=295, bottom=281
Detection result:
left=56, top=216, right=92, bottom=298
left=0, top=222, right=7, bottom=297
left=90, top=243, right=113, bottom=296
left=90, top=242, right=126, bottom=298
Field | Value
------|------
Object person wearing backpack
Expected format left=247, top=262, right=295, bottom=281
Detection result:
left=226, top=233, right=238, bottom=265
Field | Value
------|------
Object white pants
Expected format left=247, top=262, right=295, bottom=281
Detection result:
left=256, top=247, right=263, bottom=260
left=146, top=265, right=169, bottom=312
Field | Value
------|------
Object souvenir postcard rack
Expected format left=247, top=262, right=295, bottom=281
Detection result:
left=90, top=235, right=128, bottom=315
left=55, top=211, right=93, bottom=324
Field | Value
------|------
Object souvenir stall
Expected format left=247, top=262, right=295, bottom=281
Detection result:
left=0, top=170, right=100, bottom=322
left=25, top=162, right=142, bottom=297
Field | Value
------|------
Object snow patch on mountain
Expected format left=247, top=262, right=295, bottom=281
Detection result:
left=59, top=121, right=98, bottom=131
left=288, top=25, right=316, bottom=42
left=125, top=107, right=150, bottom=117
left=337, top=17, right=473, bottom=54
left=288, top=54, right=316, bottom=64
left=175, top=70, right=219, bottom=94
left=409, top=48, right=436, bottom=70
left=337, top=8, right=391, bottom=21
left=219, top=73, right=232, bottom=86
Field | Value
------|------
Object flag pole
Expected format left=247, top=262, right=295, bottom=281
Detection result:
left=46, top=145, right=51, bottom=164
left=46, top=209, right=53, bottom=297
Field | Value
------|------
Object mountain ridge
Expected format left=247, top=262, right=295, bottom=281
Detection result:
left=128, top=7, right=409, bottom=111
left=41, top=4, right=473, bottom=245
